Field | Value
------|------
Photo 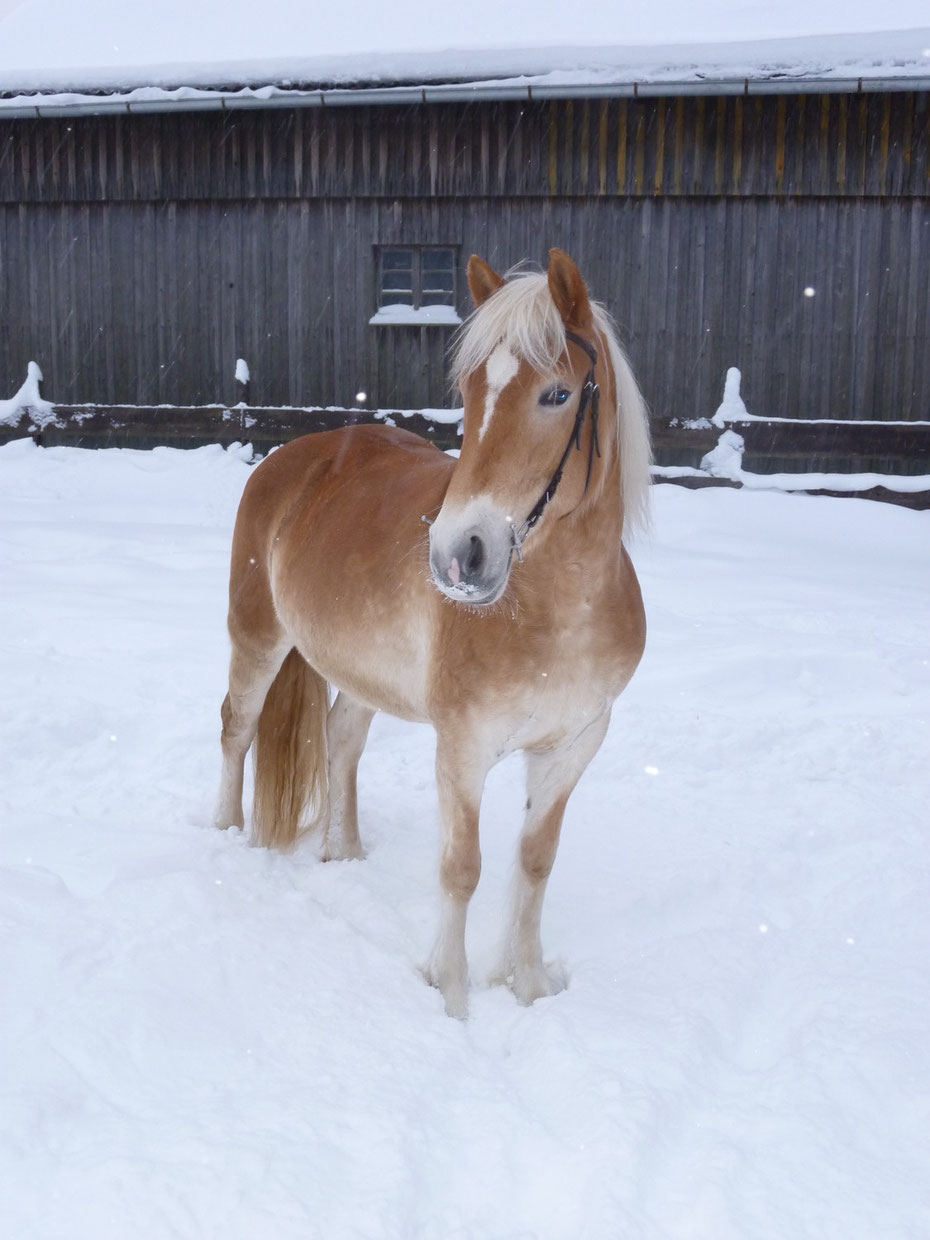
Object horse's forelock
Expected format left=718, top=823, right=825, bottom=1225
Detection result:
left=450, top=271, right=566, bottom=390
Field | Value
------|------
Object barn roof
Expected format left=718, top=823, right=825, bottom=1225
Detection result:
left=0, top=1, right=928, bottom=116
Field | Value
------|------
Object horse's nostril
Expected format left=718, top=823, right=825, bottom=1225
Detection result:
left=465, top=534, right=486, bottom=579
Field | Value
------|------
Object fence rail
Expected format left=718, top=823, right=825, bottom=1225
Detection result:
left=2, top=403, right=453, bottom=455
left=3, top=401, right=928, bottom=508
left=651, top=417, right=930, bottom=475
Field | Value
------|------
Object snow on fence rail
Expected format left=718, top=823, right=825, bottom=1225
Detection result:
left=1, top=363, right=929, bottom=508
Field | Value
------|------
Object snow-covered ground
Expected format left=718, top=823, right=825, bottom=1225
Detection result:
left=2, top=438, right=929, bottom=1239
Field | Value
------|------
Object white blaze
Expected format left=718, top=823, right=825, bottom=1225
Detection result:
left=479, top=343, right=519, bottom=440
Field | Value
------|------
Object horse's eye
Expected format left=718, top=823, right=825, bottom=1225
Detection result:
left=539, top=387, right=571, bottom=408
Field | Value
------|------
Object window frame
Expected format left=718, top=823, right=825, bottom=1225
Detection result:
left=372, top=245, right=460, bottom=325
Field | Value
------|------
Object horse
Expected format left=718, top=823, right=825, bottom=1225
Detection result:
left=213, top=248, right=652, bottom=1018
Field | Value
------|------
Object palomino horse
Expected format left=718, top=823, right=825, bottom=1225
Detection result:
left=214, top=249, right=652, bottom=1018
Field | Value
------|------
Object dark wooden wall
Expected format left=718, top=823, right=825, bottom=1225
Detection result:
left=1, top=95, right=928, bottom=419
left=4, top=95, right=929, bottom=201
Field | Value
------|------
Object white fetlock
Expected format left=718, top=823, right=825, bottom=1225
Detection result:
left=421, top=954, right=469, bottom=1020
left=212, top=800, right=244, bottom=831
left=213, top=778, right=243, bottom=832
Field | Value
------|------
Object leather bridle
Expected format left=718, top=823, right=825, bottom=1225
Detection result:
left=508, top=329, right=601, bottom=563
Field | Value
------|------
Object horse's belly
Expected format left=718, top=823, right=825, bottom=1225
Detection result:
left=298, top=629, right=431, bottom=722
left=268, top=544, right=435, bottom=721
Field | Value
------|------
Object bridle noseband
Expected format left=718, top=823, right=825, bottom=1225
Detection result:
left=508, top=329, right=601, bottom=563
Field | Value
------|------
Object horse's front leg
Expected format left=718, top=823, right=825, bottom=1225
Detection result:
left=496, top=711, right=612, bottom=1005
left=424, top=733, right=490, bottom=1019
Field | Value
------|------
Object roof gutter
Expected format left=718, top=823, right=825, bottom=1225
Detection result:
left=2, top=74, right=930, bottom=120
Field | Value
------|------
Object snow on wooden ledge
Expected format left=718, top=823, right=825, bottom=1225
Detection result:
left=369, top=305, right=462, bottom=327
left=0, top=361, right=55, bottom=428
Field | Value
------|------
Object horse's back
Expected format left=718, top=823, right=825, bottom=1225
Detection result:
left=243, top=422, right=445, bottom=504
left=232, top=424, right=449, bottom=558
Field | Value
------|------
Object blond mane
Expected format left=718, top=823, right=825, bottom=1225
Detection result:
left=450, top=269, right=652, bottom=534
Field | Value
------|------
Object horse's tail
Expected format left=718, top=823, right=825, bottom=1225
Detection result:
left=252, top=648, right=329, bottom=850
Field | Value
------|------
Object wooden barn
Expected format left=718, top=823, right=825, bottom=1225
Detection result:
left=1, top=22, right=929, bottom=468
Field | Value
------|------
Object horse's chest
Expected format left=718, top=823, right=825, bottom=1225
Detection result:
left=521, top=630, right=632, bottom=719
left=528, top=574, right=642, bottom=682
left=462, top=588, right=644, bottom=752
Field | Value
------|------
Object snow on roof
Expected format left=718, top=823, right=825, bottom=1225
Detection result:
left=0, top=1, right=928, bottom=115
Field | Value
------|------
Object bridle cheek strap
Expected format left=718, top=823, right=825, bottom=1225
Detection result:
left=510, top=329, right=602, bottom=563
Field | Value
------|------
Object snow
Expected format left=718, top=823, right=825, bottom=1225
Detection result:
left=369, top=305, right=463, bottom=327
left=0, top=2, right=928, bottom=101
left=2, top=437, right=929, bottom=1237
left=712, top=367, right=749, bottom=428
left=377, top=406, right=466, bottom=426
left=234, top=358, right=250, bottom=385
left=732, top=468, right=930, bottom=495
left=653, top=462, right=930, bottom=495
left=2, top=0, right=927, bottom=73
left=0, top=361, right=55, bottom=428
left=701, top=428, right=746, bottom=479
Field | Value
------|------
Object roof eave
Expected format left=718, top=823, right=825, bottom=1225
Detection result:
left=2, top=74, right=930, bottom=120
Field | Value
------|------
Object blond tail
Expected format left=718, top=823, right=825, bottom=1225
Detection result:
left=251, top=647, right=329, bottom=850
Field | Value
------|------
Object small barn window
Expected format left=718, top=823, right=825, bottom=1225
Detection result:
left=380, top=248, right=416, bottom=307
left=371, top=246, right=461, bottom=326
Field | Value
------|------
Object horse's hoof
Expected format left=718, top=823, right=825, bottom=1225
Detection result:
left=511, top=961, right=568, bottom=1006
left=420, top=962, right=469, bottom=1020
left=320, top=839, right=366, bottom=862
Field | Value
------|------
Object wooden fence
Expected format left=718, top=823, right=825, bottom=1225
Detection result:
left=3, top=398, right=928, bottom=508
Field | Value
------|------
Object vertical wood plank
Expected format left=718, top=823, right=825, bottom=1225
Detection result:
left=654, top=99, right=666, bottom=196
left=616, top=99, right=628, bottom=196
left=598, top=99, right=608, bottom=197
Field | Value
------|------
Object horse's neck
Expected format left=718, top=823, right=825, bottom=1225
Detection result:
left=577, top=434, right=624, bottom=541
left=535, top=449, right=625, bottom=570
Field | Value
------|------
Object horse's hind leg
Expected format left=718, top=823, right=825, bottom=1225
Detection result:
left=321, top=691, right=375, bottom=862
left=214, top=637, right=289, bottom=831
left=495, top=711, right=611, bottom=1005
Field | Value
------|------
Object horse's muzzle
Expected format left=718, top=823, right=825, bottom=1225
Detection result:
left=428, top=509, right=513, bottom=606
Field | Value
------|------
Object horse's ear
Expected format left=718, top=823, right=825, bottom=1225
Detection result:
left=467, top=255, right=505, bottom=307
left=547, top=248, right=593, bottom=330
